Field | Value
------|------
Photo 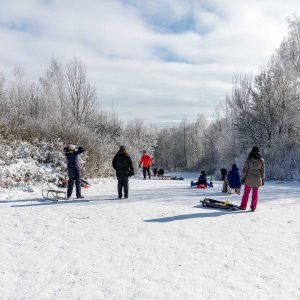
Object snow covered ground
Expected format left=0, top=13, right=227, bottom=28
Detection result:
left=1, top=176, right=300, bottom=299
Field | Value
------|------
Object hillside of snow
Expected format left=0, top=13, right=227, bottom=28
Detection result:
left=1, top=177, right=299, bottom=299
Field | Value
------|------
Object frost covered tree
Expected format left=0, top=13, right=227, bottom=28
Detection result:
left=65, top=58, right=97, bottom=124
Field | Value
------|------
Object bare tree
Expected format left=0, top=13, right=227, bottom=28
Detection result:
left=65, top=58, right=96, bottom=124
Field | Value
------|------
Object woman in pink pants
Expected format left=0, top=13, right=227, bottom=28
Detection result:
left=240, top=146, right=265, bottom=212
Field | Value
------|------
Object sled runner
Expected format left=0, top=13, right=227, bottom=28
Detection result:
left=42, top=189, right=67, bottom=201
left=200, top=198, right=241, bottom=210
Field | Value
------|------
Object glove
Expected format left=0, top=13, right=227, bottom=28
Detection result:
left=128, top=170, right=134, bottom=177
left=241, top=179, right=245, bottom=185
left=139, top=164, right=141, bottom=168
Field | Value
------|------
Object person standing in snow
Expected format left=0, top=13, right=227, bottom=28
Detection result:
left=226, top=164, right=242, bottom=194
left=112, top=145, right=134, bottom=199
left=63, top=145, right=85, bottom=199
left=139, top=150, right=153, bottom=180
left=239, top=146, right=265, bottom=211
left=220, top=168, right=227, bottom=181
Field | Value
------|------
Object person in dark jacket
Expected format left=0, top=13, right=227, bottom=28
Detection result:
left=63, top=145, right=84, bottom=199
left=227, top=164, right=241, bottom=194
left=112, top=145, right=134, bottom=199
left=197, top=171, right=208, bottom=186
left=220, top=168, right=227, bottom=180
left=153, top=167, right=158, bottom=177
left=157, top=168, right=164, bottom=177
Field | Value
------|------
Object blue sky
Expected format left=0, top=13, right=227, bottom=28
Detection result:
left=0, top=0, right=299, bottom=124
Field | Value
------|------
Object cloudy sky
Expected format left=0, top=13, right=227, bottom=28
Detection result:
left=0, top=0, right=299, bottom=124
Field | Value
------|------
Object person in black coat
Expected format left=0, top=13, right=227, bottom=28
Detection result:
left=220, top=168, right=227, bottom=180
left=63, top=145, right=84, bottom=199
left=157, top=168, right=164, bottom=177
left=112, top=145, right=134, bottom=199
left=197, top=170, right=208, bottom=186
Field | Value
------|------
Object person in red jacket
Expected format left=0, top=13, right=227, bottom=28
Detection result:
left=139, top=150, right=153, bottom=179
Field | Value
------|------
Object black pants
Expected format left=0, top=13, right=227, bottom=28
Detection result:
left=143, top=167, right=151, bottom=179
left=118, top=176, right=129, bottom=198
left=67, top=177, right=81, bottom=198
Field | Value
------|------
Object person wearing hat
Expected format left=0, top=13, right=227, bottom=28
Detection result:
left=226, top=164, right=242, bottom=194
left=63, top=144, right=85, bottom=199
left=139, top=150, right=153, bottom=180
left=112, top=145, right=134, bottom=199
left=197, top=170, right=208, bottom=186
left=220, top=168, right=227, bottom=181
left=239, top=146, right=265, bottom=211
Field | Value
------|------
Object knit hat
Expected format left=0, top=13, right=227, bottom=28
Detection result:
left=251, top=146, right=259, bottom=153
left=120, top=145, right=126, bottom=151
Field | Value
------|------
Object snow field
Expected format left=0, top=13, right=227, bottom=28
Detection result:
left=0, top=177, right=300, bottom=299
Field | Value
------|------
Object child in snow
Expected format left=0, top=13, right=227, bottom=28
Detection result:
left=57, top=176, right=68, bottom=188
left=197, top=171, right=208, bottom=187
left=153, top=167, right=158, bottom=177
left=157, top=168, right=164, bottom=177
left=227, top=164, right=241, bottom=194
left=239, top=146, right=265, bottom=211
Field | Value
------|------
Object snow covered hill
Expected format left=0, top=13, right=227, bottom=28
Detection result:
left=0, top=178, right=299, bottom=299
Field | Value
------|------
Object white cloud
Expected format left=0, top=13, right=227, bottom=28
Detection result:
left=0, top=0, right=299, bottom=124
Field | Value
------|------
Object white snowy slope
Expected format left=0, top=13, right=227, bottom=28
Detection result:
left=0, top=177, right=300, bottom=300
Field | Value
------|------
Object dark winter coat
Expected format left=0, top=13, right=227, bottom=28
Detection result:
left=158, top=168, right=164, bottom=176
left=227, top=164, right=241, bottom=189
left=112, top=150, right=134, bottom=178
left=242, top=152, right=265, bottom=188
left=197, top=174, right=208, bottom=186
left=64, top=146, right=84, bottom=178
left=220, top=168, right=227, bottom=180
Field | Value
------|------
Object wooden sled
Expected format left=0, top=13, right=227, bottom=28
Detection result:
left=42, top=189, right=67, bottom=201
left=160, top=176, right=172, bottom=180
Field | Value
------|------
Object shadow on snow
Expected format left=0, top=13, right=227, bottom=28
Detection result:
left=144, top=210, right=250, bottom=223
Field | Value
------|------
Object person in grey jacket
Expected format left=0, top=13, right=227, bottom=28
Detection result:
left=239, top=146, right=265, bottom=211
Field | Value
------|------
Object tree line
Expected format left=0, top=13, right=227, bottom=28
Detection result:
left=0, top=58, right=156, bottom=178
left=155, top=16, right=300, bottom=180
left=1, top=16, right=300, bottom=181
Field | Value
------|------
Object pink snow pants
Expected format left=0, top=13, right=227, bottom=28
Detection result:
left=240, top=185, right=259, bottom=211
